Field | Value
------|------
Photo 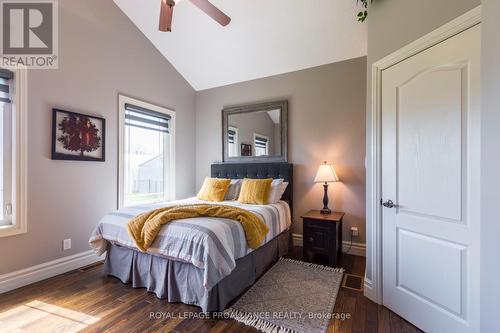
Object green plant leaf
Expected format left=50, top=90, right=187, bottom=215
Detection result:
left=355, top=0, right=372, bottom=23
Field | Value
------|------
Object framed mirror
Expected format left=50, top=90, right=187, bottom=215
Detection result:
left=222, top=100, right=288, bottom=163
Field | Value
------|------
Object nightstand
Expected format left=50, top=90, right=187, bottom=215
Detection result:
left=301, top=210, right=345, bottom=267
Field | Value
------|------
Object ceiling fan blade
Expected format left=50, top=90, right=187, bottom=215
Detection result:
left=189, top=0, right=231, bottom=26
left=159, top=0, right=174, bottom=32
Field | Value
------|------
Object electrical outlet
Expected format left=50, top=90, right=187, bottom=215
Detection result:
left=63, top=238, right=71, bottom=251
left=350, top=227, right=359, bottom=237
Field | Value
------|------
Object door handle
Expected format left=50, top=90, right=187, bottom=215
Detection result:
left=381, top=200, right=398, bottom=208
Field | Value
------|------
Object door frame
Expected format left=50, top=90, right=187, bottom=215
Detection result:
left=365, top=6, right=481, bottom=304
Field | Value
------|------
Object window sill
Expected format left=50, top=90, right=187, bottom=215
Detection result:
left=0, top=223, right=27, bottom=238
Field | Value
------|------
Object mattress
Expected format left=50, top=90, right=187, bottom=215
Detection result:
left=89, top=197, right=291, bottom=290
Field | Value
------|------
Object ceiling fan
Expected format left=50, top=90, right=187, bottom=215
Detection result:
left=159, top=0, right=231, bottom=32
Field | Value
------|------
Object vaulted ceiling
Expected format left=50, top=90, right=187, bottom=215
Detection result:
left=114, top=0, right=367, bottom=91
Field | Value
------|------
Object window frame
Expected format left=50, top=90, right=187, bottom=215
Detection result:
left=118, top=95, right=176, bottom=209
left=0, top=67, right=28, bottom=238
left=227, top=126, right=238, bottom=157
left=253, top=133, right=269, bottom=156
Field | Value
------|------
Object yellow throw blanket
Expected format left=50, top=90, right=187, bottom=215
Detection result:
left=127, top=204, right=269, bottom=252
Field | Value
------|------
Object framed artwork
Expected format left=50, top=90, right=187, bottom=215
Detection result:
left=241, top=143, right=252, bottom=157
left=51, top=109, right=106, bottom=161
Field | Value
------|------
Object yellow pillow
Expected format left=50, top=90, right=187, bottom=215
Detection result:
left=238, top=178, right=273, bottom=205
left=197, top=177, right=231, bottom=202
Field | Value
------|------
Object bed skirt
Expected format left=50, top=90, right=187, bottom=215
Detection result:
left=103, top=230, right=290, bottom=312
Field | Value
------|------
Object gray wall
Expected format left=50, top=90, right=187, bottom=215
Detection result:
left=195, top=57, right=367, bottom=244
left=0, top=0, right=196, bottom=275
left=364, top=0, right=480, bottom=282
left=480, top=0, right=500, bottom=330
left=228, top=111, right=277, bottom=156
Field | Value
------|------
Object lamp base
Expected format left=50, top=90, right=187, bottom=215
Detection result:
left=321, top=183, right=332, bottom=215
left=320, top=208, right=332, bottom=215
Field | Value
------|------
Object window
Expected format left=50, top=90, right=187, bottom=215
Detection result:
left=254, top=133, right=269, bottom=156
left=118, top=95, right=175, bottom=208
left=0, top=67, right=28, bottom=238
left=228, top=126, right=239, bottom=157
left=0, top=85, right=13, bottom=226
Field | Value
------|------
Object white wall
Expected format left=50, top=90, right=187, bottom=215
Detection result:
left=480, top=0, right=500, bottom=330
left=195, top=57, right=367, bottom=244
left=0, top=0, right=196, bottom=275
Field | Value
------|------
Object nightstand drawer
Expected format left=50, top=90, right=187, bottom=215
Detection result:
left=304, top=227, right=331, bottom=252
left=305, top=219, right=331, bottom=229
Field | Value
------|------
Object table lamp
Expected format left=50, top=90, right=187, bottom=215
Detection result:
left=314, top=161, right=339, bottom=214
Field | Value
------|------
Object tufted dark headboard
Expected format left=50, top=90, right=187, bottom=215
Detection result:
left=211, top=162, right=293, bottom=211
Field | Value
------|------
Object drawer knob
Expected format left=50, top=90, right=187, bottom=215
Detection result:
left=309, top=237, right=314, bottom=242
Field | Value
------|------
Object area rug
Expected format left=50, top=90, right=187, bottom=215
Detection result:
left=225, top=258, right=344, bottom=333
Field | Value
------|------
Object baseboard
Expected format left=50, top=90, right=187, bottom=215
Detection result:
left=0, top=250, right=104, bottom=294
left=363, top=277, right=376, bottom=302
left=363, top=276, right=383, bottom=304
left=292, top=233, right=303, bottom=247
left=292, top=233, right=366, bottom=257
left=342, top=241, right=366, bottom=257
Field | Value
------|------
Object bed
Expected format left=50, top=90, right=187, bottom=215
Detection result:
left=89, top=162, right=293, bottom=312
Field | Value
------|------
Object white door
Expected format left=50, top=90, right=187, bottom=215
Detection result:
left=381, top=24, right=481, bottom=333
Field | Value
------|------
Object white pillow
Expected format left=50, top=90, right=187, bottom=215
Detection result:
left=224, top=179, right=242, bottom=200
left=271, top=178, right=284, bottom=186
left=267, top=181, right=289, bottom=204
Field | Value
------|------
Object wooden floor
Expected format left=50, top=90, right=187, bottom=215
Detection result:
left=0, top=248, right=422, bottom=333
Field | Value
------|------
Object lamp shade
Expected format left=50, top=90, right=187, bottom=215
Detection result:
left=314, top=162, right=339, bottom=183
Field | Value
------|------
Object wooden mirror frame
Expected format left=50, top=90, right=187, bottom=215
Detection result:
left=222, top=100, right=288, bottom=163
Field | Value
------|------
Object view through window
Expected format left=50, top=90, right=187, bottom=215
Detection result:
left=123, top=104, right=172, bottom=207
left=0, top=75, right=13, bottom=226
left=254, top=134, right=269, bottom=156
left=228, top=126, right=238, bottom=157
